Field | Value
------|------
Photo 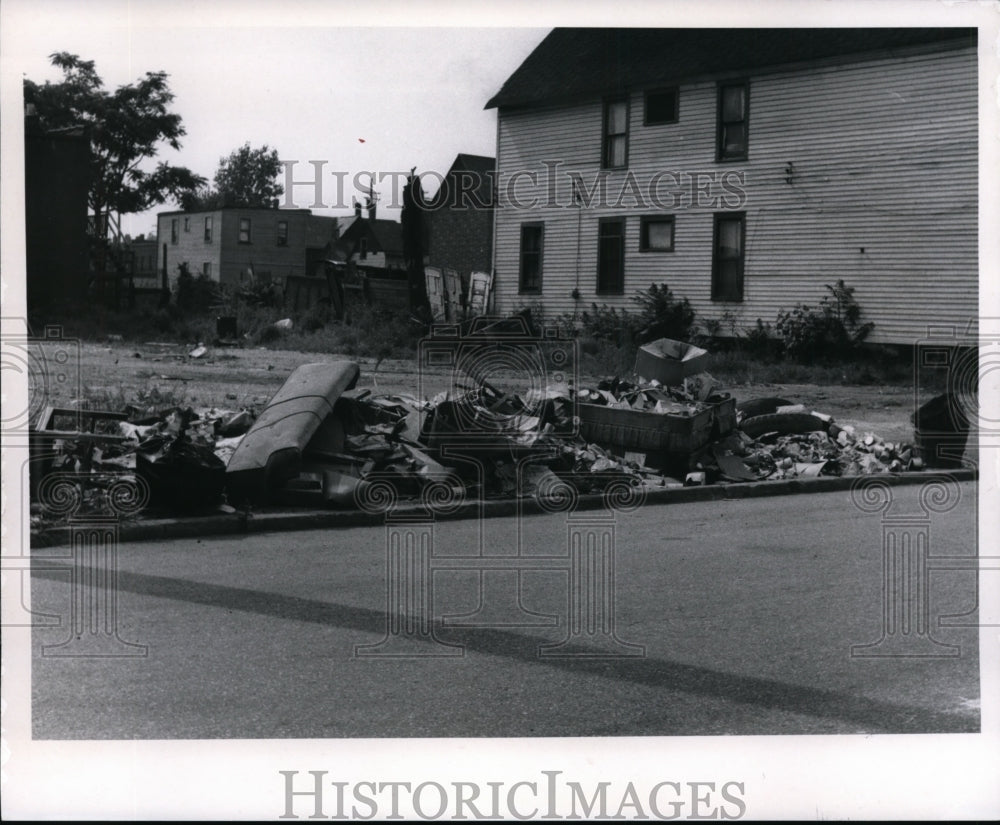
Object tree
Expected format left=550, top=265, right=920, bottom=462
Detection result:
left=24, top=53, right=205, bottom=232
left=182, top=143, right=283, bottom=210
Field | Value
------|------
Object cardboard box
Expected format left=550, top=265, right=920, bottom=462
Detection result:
left=634, top=338, right=709, bottom=386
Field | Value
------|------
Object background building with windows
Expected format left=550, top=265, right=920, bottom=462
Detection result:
left=486, top=28, right=977, bottom=345
left=155, top=207, right=337, bottom=293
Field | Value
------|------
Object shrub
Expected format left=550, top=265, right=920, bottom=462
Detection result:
left=175, top=263, right=219, bottom=313
left=631, top=283, right=696, bottom=344
left=579, top=303, right=640, bottom=347
left=775, top=279, right=874, bottom=362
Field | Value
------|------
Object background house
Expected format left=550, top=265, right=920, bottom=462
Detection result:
left=486, top=28, right=977, bottom=346
left=155, top=207, right=337, bottom=293
left=425, top=153, right=495, bottom=277
left=24, top=113, right=91, bottom=313
left=337, top=210, right=406, bottom=272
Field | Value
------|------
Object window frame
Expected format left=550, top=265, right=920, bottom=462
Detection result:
left=596, top=217, right=626, bottom=295
left=518, top=222, right=544, bottom=294
left=639, top=215, right=676, bottom=252
left=716, top=80, right=749, bottom=161
left=276, top=220, right=289, bottom=247
left=202, top=262, right=212, bottom=278
left=204, top=216, right=213, bottom=243
left=644, top=87, right=679, bottom=126
left=711, top=211, right=746, bottom=302
left=238, top=217, right=252, bottom=244
left=601, top=96, right=630, bottom=170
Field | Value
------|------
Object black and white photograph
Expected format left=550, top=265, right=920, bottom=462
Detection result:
left=2, top=0, right=998, bottom=820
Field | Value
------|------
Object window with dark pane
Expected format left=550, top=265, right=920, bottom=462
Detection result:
left=712, top=213, right=745, bottom=301
left=645, top=88, right=678, bottom=125
left=598, top=218, right=626, bottom=294
left=519, top=223, right=543, bottom=293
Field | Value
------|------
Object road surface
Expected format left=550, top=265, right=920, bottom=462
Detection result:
left=29, top=482, right=980, bottom=738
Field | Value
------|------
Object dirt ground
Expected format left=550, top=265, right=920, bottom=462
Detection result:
left=55, top=340, right=926, bottom=447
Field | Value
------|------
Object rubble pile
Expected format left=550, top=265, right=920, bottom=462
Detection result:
left=28, top=334, right=945, bottom=525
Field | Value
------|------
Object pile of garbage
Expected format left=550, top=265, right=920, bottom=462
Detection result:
left=29, top=338, right=945, bottom=524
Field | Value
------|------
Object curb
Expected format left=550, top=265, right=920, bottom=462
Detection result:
left=30, top=468, right=978, bottom=547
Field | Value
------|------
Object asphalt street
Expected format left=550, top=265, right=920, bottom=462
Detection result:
left=29, top=482, right=981, bottom=738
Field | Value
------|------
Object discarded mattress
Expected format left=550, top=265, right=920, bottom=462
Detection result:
left=225, top=361, right=360, bottom=501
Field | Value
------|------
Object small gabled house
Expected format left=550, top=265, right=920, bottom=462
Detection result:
left=486, top=28, right=978, bottom=345
left=337, top=213, right=406, bottom=271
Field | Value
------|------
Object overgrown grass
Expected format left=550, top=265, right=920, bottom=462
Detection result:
left=36, top=296, right=420, bottom=359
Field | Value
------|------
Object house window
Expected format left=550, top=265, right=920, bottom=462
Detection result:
left=359, top=237, right=368, bottom=260
left=204, top=216, right=213, bottom=243
left=276, top=220, right=288, bottom=247
left=712, top=213, right=745, bottom=301
left=171, top=219, right=178, bottom=244
left=640, top=216, right=675, bottom=252
left=238, top=217, right=251, bottom=244
left=602, top=98, right=629, bottom=169
left=202, top=262, right=212, bottom=278
left=644, top=88, right=678, bottom=125
left=184, top=217, right=190, bottom=232
left=519, top=223, right=544, bottom=293
left=597, top=218, right=625, bottom=294
left=717, top=82, right=749, bottom=160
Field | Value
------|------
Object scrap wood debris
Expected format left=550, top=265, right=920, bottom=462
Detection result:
left=30, top=361, right=937, bottom=525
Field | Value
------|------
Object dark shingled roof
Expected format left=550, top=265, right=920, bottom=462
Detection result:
left=485, top=28, right=976, bottom=110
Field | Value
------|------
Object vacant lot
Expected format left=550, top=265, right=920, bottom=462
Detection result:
left=57, top=340, right=929, bottom=447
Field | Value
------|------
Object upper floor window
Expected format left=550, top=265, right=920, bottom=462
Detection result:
left=238, top=217, right=251, bottom=244
left=184, top=217, right=191, bottom=232
left=602, top=98, right=629, bottom=169
left=204, top=216, right=213, bottom=243
left=170, top=218, right=178, bottom=244
left=644, top=88, right=678, bottom=125
left=276, top=221, right=288, bottom=247
left=717, top=82, right=749, bottom=160
left=519, top=223, right=543, bottom=294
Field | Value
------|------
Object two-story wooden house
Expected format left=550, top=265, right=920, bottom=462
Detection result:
left=486, top=28, right=977, bottom=346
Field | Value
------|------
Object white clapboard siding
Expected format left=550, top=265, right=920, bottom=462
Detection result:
left=493, top=44, right=977, bottom=345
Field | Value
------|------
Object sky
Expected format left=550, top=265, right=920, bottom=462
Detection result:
left=4, top=1, right=550, bottom=237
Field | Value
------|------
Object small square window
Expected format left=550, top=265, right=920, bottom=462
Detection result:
left=238, top=217, right=251, bottom=244
left=645, top=88, right=678, bottom=125
left=640, top=216, right=675, bottom=252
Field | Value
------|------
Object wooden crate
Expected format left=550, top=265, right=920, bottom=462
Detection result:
left=578, top=395, right=736, bottom=454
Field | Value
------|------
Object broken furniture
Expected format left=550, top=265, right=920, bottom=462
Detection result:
left=225, top=361, right=361, bottom=502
